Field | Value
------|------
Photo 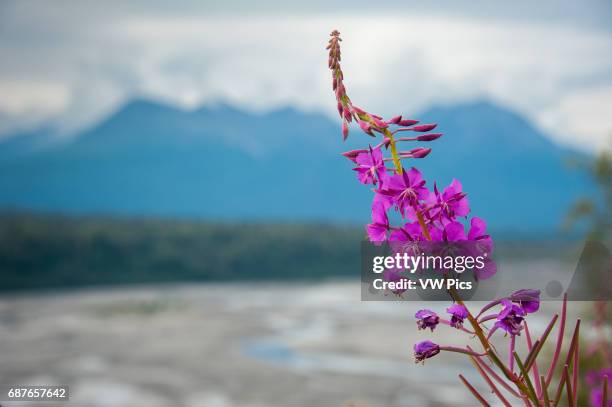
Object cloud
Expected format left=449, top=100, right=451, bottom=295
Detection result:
left=0, top=1, right=611, bottom=151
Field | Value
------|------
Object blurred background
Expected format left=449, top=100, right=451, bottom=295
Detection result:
left=0, top=1, right=610, bottom=406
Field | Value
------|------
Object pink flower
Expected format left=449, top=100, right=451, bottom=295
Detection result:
left=378, top=167, right=428, bottom=217
left=428, top=179, right=470, bottom=222
left=366, top=201, right=389, bottom=242
left=447, top=303, right=468, bottom=329
left=416, top=309, right=440, bottom=331
left=353, top=146, right=385, bottom=185
left=413, top=340, right=440, bottom=363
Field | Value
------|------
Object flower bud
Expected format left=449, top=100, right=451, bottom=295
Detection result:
left=416, top=133, right=443, bottom=141
left=371, top=117, right=388, bottom=129
left=352, top=106, right=366, bottom=115
left=388, top=115, right=402, bottom=124
left=342, top=148, right=369, bottom=162
left=401, top=148, right=431, bottom=159
left=358, top=120, right=375, bottom=136
left=342, top=121, right=349, bottom=140
left=412, top=123, right=437, bottom=132
left=343, top=108, right=352, bottom=123
left=399, top=119, right=419, bottom=126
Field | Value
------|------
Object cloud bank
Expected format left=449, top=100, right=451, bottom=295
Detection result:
left=0, top=1, right=611, bottom=151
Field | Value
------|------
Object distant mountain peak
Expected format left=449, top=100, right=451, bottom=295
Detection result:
left=118, top=98, right=183, bottom=116
left=420, top=98, right=557, bottom=150
left=424, top=98, right=519, bottom=117
left=0, top=97, right=593, bottom=234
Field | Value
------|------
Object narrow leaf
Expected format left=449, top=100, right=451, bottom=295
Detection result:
left=552, top=320, right=580, bottom=406
left=525, top=314, right=557, bottom=373
left=469, top=351, right=522, bottom=399
left=513, top=351, right=539, bottom=405
left=546, top=294, right=567, bottom=386
left=469, top=355, right=512, bottom=407
left=602, top=375, right=608, bottom=407
left=524, top=322, right=542, bottom=398
left=459, top=374, right=491, bottom=407
left=541, top=375, right=550, bottom=406
left=572, top=325, right=579, bottom=405
left=564, top=365, right=575, bottom=407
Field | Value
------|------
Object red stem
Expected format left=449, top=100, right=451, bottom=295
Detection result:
left=572, top=327, right=579, bottom=406
left=468, top=346, right=523, bottom=399
left=546, top=294, right=567, bottom=387
left=439, top=318, right=476, bottom=335
left=459, top=374, right=491, bottom=406
left=524, top=321, right=542, bottom=398
left=469, top=355, right=513, bottom=407
left=440, top=346, right=487, bottom=357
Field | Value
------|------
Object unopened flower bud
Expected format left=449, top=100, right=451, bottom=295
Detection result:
left=401, top=148, right=431, bottom=159
left=358, top=120, right=375, bottom=136
left=412, top=123, right=437, bottom=132
left=352, top=106, right=366, bottom=115
left=342, top=121, right=349, bottom=140
left=388, top=115, right=402, bottom=124
left=341, top=148, right=368, bottom=162
left=416, top=133, right=443, bottom=141
left=399, top=119, right=419, bottom=126
left=371, top=117, right=388, bottom=129
left=343, top=109, right=352, bottom=123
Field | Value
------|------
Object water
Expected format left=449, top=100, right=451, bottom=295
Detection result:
left=0, top=279, right=584, bottom=407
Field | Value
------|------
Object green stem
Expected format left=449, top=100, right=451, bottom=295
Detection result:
left=383, top=128, right=402, bottom=174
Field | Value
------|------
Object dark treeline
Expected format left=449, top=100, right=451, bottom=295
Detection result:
left=0, top=213, right=362, bottom=291
left=0, top=213, right=581, bottom=291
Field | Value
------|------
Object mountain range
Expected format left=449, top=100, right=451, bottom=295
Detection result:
left=0, top=99, right=593, bottom=236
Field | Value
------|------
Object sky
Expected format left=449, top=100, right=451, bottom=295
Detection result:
left=0, top=0, right=611, bottom=151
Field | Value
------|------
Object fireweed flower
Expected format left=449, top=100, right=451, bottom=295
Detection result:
left=413, top=340, right=440, bottom=363
left=441, top=221, right=468, bottom=241
left=415, top=309, right=440, bottom=331
left=494, top=299, right=525, bottom=336
left=383, top=267, right=410, bottom=295
left=389, top=221, right=436, bottom=242
left=366, top=201, right=389, bottom=243
left=372, top=190, right=394, bottom=212
left=428, top=180, right=470, bottom=223
left=467, top=217, right=492, bottom=244
left=509, top=288, right=540, bottom=314
left=378, top=167, right=428, bottom=217
left=447, top=304, right=468, bottom=329
left=353, top=146, right=385, bottom=185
